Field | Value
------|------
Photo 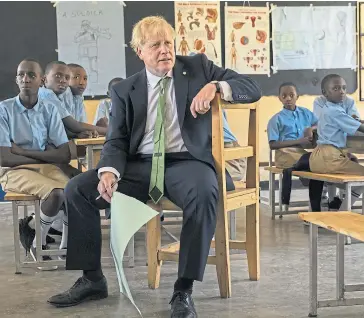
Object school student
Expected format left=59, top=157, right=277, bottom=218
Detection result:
left=39, top=61, right=107, bottom=138
left=310, top=74, right=364, bottom=209
left=93, top=77, right=124, bottom=127
left=313, top=84, right=361, bottom=209
left=267, top=82, right=317, bottom=169
left=0, top=59, right=70, bottom=270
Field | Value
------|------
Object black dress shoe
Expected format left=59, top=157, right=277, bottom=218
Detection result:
left=170, top=291, right=197, bottom=318
left=47, top=276, right=108, bottom=307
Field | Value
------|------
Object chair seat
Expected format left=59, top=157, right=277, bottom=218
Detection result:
left=292, top=171, right=364, bottom=183
left=264, top=166, right=283, bottom=174
left=5, top=192, right=39, bottom=201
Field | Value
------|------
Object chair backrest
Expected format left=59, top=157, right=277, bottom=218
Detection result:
left=210, top=94, right=259, bottom=199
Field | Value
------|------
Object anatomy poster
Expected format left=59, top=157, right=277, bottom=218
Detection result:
left=272, top=6, right=356, bottom=71
left=56, top=2, right=126, bottom=96
left=224, top=6, right=270, bottom=75
left=175, top=1, right=222, bottom=66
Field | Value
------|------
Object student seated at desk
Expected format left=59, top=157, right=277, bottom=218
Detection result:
left=267, top=82, right=317, bottom=169
left=93, top=77, right=124, bottom=127
left=310, top=74, right=364, bottom=209
left=313, top=83, right=361, bottom=209
left=39, top=61, right=107, bottom=138
left=0, top=59, right=71, bottom=270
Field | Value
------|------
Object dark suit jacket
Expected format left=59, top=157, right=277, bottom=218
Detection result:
left=97, top=54, right=262, bottom=178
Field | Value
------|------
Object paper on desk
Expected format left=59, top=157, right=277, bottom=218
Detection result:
left=110, top=192, right=158, bottom=317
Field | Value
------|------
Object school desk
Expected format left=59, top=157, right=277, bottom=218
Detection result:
left=73, top=137, right=105, bottom=170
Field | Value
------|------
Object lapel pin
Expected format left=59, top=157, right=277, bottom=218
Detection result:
left=183, top=71, right=187, bottom=75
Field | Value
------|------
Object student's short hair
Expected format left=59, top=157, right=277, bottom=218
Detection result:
left=19, top=58, right=43, bottom=75
left=279, top=82, right=298, bottom=95
left=67, top=63, right=85, bottom=70
left=108, top=77, right=124, bottom=92
left=321, top=74, right=342, bottom=92
left=45, top=61, right=67, bottom=75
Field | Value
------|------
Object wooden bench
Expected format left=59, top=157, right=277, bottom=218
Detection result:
left=263, top=165, right=310, bottom=219
left=5, top=192, right=64, bottom=273
left=299, top=212, right=364, bottom=317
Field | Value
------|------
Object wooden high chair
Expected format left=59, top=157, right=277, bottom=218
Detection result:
left=146, top=94, right=260, bottom=298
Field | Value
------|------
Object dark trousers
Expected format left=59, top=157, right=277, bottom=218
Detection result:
left=65, top=152, right=234, bottom=282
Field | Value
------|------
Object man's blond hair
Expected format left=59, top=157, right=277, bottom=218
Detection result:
left=130, top=16, right=175, bottom=52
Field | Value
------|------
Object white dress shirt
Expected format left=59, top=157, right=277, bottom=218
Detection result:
left=98, top=68, right=233, bottom=179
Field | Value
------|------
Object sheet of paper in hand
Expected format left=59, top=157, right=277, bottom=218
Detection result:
left=110, top=192, right=158, bottom=317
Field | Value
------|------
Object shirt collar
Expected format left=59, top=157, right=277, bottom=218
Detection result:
left=281, top=106, right=299, bottom=115
left=15, top=95, right=41, bottom=113
left=146, top=69, right=173, bottom=89
left=326, top=100, right=344, bottom=108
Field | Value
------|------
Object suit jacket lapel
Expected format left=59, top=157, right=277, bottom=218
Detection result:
left=173, top=59, right=189, bottom=129
left=130, top=69, right=148, bottom=153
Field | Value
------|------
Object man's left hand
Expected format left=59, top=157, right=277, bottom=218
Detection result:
left=190, top=83, right=217, bottom=118
left=11, top=143, right=23, bottom=155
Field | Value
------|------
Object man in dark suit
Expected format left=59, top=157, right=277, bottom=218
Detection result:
left=48, top=16, right=261, bottom=317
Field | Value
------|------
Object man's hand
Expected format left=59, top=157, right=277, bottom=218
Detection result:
left=10, top=143, right=24, bottom=155
left=303, top=127, right=313, bottom=141
left=77, top=131, right=93, bottom=139
left=190, top=83, right=217, bottom=118
left=97, top=172, right=118, bottom=203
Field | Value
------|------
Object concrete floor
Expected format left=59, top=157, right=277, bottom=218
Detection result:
left=1, top=199, right=364, bottom=318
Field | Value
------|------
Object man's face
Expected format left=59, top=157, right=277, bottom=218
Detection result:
left=324, top=77, right=347, bottom=103
left=44, top=64, right=70, bottom=95
left=69, top=67, right=88, bottom=95
left=16, top=61, right=43, bottom=96
left=137, top=30, right=175, bottom=77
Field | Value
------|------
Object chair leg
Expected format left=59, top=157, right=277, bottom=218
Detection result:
left=12, top=202, right=21, bottom=274
left=146, top=215, right=162, bottom=289
left=246, top=203, right=260, bottom=281
left=214, top=204, right=232, bottom=298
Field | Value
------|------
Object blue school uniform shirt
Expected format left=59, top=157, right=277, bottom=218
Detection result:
left=93, top=99, right=112, bottom=125
left=62, top=88, right=87, bottom=123
left=0, top=95, right=68, bottom=151
left=267, top=106, right=318, bottom=142
left=38, top=87, right=70, bottom=119
left=317, top=101, right=361, bottom=148
left=223, top=110, right=237, bottom=143
left=313, top=96, right=359, bottom=119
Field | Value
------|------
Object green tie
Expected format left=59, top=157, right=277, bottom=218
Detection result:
left=149, top=77, right=168, bottom=204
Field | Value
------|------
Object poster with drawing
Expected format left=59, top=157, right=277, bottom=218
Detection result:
left=175, top=1, right=221, bottom=66
left=272, top=6, right=356, bottom=71
left=56, top=2, right=126, bottom=96
left=224, top=6, right=270, bottom=75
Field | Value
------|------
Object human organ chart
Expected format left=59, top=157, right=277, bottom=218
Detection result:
left=175, top=1, right=222, bottom=66
left=224, top=6, right=270, bottom=75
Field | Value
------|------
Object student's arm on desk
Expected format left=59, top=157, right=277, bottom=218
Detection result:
left=269, top=139, right=312, bottom=150
left=357, top=124, right=364, bottom=134
left=0, top=147, right=43, bottom=167
left=9, top=142, right=71, bottom=164
left=62, top=116, right=108, bottom=136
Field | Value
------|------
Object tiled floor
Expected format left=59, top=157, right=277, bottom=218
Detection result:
left=1, top=199, right=364, bottom=318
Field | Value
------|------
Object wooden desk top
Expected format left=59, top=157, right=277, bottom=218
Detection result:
left=5, top=192, right=38, bottom=201
left=298, top=212, right=364, bottom=242
left=292, top=171, right=364, bottom=183
left=73, top=137, right=105, bottom=146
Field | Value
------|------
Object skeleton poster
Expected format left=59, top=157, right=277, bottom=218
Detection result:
left=175, top=1, right=222, bottom=66
left=224, top=6, right=270, bottom=75
left=56, top=2, right=126, bottom=96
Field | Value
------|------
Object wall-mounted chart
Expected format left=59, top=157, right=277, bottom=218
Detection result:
left=224, top=6, right=270, bottom=75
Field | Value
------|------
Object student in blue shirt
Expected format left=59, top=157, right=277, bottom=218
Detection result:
left=267, top=82, right=317, bottom=169
left=40, top=61, right=107, bottom=138
left=310, top=74, right=364, bottom=210
left=310, top=74, right=364, bottom=174
left=0, top=59, right=71, bottom=269
left=93, top=77, right=124, bottom=127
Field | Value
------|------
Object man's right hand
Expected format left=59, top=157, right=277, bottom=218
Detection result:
left=298, top=136, right=313, bottom=148
left=97, top=172, right=118, bottom=203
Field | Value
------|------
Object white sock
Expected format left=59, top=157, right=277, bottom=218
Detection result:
left=59, top=213, right=68, bottom=250
left=327, top=184, right=337, bottom=201
left=32, top=212, right=57, bottom=247
left=51, top=211, right=64, bottom=232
